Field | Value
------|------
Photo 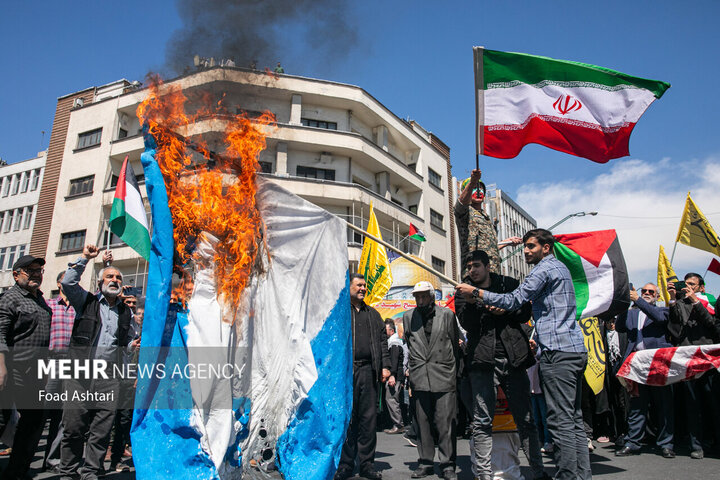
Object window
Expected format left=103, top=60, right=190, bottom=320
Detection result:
left=258, top=161, right=272, bottom=173
left=391, top=197, right=403, bottom=207
left=68, top=175, right=95, bottom=197
left=3, top=210, right=13, bottom=233
left=23, top=206, right=33, bottom=229
left=430, top=209, right=444, bottom=229
left=1, top=177, right=8, bottom=196
left=296, top=165, right=335, bottom=181
left=301, top=118, right=337, bottom=130
left=0, top=248, right=5, bottom=271
left=431, top=256, right=445, bottom=274
left=76, top=128, right=102, bottom=149
left=118, top=128, right=128, bottom=139
left=60, top=230, right=86, bottom=252
left=19, top=172, right=29, bottom=193
left=10, top=174, right=19, bottom=195
left=409, top=205, right=418, bottom=215
left=12, top=209, right=22, bottom=231
left=110, top=173, right=144, bottom=188
left=100, top=228, right=124, bottom=247
left=408, top=163, right=417, bottom=172
left=428, top=168, right=442, bottom=190
left=17, top=244, right=26, bottom=258
left=30, top=169, right=41, bottom=191
left=5, top=246, right=16, bottom=271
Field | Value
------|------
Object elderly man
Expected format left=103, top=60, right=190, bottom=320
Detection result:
left=335, top=273, right=390, bottom=480
left=460, top=229, right=589, bottom=480
left=59, top=244, right=132, bottom=480
left=455, top=250, right=548, bottom=480
left=668, top=274, right=720, bottom=460
left=0, top=255, right=51, bottom=480
left=403, top=281, right=459, bottom=480
left=615, top=283, right=675, bottom=458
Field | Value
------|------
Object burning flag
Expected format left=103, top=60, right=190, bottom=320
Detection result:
left=131, top=80, right=352, bottom=480
left=109, top=155, right=151, bottom=259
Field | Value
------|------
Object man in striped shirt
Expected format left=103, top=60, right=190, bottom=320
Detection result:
left=457, top=229, right=589, bottom=480
left=43, top=271, right=76, bottom=472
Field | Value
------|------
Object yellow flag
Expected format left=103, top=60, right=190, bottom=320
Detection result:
left=657, top=245, right=679, bottom=305
left=579, top=317, right=605, bottom=395
left=358, top=203, right=393, bottom=305
left=676, top=193, right=720, bottom=256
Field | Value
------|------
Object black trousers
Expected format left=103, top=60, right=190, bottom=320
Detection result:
left=681, top=370, right=720, bottom=451
left=59, top=378, right=118, bottom=480
left=339, top=362, right=377, bottom=473
left=110, top=380, right=135, bottom=464
left=0, top=361, right=46, bottom=480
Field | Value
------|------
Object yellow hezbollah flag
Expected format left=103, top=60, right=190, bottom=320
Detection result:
left=676, top=193, right=720, bottom=257
left=358, top=203, right=393, bottom=305
left=657, top=245, right=679, bottom=305
left=579, top=317, right=605, bottom=394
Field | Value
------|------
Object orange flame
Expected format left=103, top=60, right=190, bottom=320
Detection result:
left=137, top=75, right=275, bottom=318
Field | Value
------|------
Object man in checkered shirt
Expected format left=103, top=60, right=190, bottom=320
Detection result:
left=0, top=254, right=51, bottom=480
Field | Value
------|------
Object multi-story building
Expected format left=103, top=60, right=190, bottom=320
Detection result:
left=485, top=185, right=537, bottom=281
left=0, top=151, right=46, bottom=291
left=32, top=68, right=458, bottom=295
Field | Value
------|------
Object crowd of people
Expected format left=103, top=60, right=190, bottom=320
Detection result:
left=0, top=167, right=719, bottom=480
left=0, top=245, right=142, bottom=480
left=336, top=170, right=720, bottom=480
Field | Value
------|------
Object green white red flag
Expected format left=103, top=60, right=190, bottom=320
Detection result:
left=109, top=156, right=151, bottom=260
left=474, top=48, right=670, bottom=163
left=553, top=230, right=630, bottom=320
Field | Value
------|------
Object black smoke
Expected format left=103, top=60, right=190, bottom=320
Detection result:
left=165, top=0, right=358, bottom=75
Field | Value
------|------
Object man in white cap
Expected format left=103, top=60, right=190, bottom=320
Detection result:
left=402, top=281, right=460, bottom=480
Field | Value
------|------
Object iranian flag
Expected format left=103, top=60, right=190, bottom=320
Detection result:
left=553, top=230, right=630, bottom=320
left=474, top=48, right=671, bottom=163
left=110, top=156, right=151, bottom=260
left=696, top=293, right=716, bottom=315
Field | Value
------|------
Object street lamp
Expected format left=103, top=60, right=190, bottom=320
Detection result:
left=500, top=211, right=598, bottom=263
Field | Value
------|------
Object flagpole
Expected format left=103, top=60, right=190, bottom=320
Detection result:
left=346, top=221, right=458, bottom=287
left=474, top=46, right=484, bottom=171
left=670, top=241, right=678, bottom=265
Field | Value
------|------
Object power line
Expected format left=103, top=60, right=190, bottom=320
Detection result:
left=596, top=212, right=720, bottom=220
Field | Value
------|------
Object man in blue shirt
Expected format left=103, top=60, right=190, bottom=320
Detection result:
left=456, top=229, right=590, bottom=480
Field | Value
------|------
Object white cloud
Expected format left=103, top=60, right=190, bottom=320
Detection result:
left=515, top=155, right=720, bottom=293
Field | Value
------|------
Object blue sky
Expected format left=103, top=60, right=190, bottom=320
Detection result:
left=2, top=1, right=719, bottom=293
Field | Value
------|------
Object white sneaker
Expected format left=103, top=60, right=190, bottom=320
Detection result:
left=541, top=442, right=554, bottom=454
left=588, top=438, right=595, bottom=451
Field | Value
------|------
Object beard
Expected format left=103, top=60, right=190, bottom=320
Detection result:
left=102, top=282, right=121, bottom=298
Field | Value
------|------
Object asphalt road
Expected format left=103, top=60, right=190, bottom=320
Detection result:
left=1, top=429, right=718, bottom=479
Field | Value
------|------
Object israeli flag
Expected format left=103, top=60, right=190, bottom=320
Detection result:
left=131, top=133, right=352, bottom=480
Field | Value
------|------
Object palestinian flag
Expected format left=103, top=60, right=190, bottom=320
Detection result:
left=474, top=48, right=670, bottom=163
left=110, top=156, right=151, bottom=260
left=409, top=223, right=426, bottom=242
left=553, top=230, right=630, bottom=320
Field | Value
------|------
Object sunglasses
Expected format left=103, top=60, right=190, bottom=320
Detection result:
left=640, top=289, right=657, bottom=295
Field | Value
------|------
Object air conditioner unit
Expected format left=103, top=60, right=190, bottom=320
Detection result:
left=73, top=98, right=84, bottom=108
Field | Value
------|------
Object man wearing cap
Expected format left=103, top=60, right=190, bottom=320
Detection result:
left=457, top=229, right=589, bottom=480
left=403, top=281, right=459, bottom=480
left=0, top=254, right=51, bottom=480
left=335, top=273, right=390, bottom=480
left=58, top=244, right=132, bottom=480
left=454, top=168, right=521, bottom=276
left=455, top=250, right=549, bottom=480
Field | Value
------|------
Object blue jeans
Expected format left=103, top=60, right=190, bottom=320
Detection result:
left=531, top=393, right=551, bottom=445
left=539, top=350, right=591, bottom=480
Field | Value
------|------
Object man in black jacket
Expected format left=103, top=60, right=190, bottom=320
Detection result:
left=668, top=274, right=720, bottom=460
left=455, top=250, right=548, bottom=480
left=335, top=273, right=390, bottom=480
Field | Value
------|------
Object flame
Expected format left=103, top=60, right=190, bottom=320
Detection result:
left=137, top=75, right=275, bottom=319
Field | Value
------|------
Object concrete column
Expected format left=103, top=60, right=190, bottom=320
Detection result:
left=375, top=171, right=390, bottom=199
left=373, top=125, right=389, bottom=152
left=290, top=94, right=302, bottom=125
left=276, top=142, right=288, bottom=176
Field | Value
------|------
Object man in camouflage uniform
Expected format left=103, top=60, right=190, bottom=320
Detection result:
left=455, top=169, right=520, bottom=277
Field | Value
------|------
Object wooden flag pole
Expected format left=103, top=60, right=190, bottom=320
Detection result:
left=346, top=221, right=458, bottom=287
